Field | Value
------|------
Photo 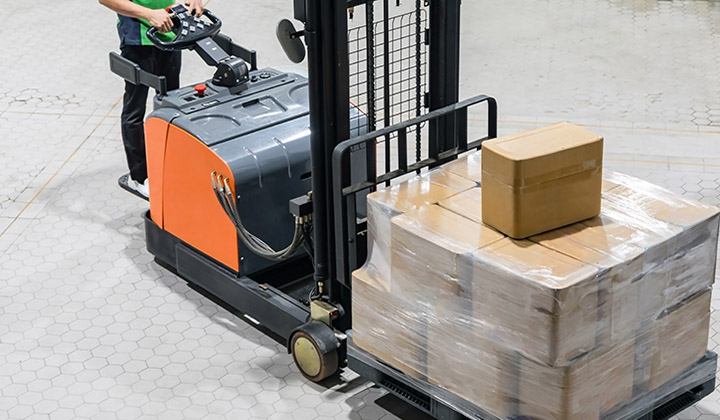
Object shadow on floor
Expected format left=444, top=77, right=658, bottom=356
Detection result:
left=373, top=392, right=437, bottom=420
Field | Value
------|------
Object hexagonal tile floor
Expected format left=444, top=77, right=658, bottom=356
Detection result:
left=1, top=1, right=720, bottom=420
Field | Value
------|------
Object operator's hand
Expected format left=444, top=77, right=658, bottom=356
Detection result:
left=185, top=0, right=204, bottom=17
left=146, top=8, right=174, bottom=33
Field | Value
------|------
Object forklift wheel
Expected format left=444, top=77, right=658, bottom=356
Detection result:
left=290, top=329, right=339, bottom=382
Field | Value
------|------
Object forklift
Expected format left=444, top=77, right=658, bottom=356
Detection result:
left=110, top=1, right=717, bottom=419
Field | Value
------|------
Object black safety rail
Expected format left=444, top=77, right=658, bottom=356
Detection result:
left=331, top=94, right=497, bottom=285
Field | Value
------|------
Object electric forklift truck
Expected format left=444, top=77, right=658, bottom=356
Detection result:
left=110, top=2, right=717, bottom=419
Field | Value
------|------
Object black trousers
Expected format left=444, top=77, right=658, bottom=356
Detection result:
left=120, top=45, right=181, bottom=182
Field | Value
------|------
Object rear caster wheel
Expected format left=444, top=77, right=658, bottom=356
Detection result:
left=290, top=321, right=340, bottom=382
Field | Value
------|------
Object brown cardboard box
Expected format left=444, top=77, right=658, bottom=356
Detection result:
left=424, top=167, right=478, bottom=191
left=593, top=186, right=684, bottom=322
left=481, top=123, right=603, bottom=238
left=366, top=170, right=474, bottom=282
left=516, top=338, right=635, bottom=420
left=426, top=321, right=515, bottom=420
left=443, top=150, right=483, bottom=183
left=390, top=205, right=504, bottom=310
left=531, top=222, right=644, bottom=346
left=602, top=175, right=622, bottom=193
left=471, top=238, right=600, bottom=366
left=531, top=213, right=672, bottom=344
left=439, top=187, right=484, bottom=225
left=603, top=173, right=720, bottom=310
left=635, top=291, right=711, bottom=392
left=351, top=268, right=427, bottom=379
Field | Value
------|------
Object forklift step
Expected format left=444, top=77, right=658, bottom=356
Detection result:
left=117, top=174, right=148, bottom=201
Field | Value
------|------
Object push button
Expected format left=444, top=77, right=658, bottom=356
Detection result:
left=194, top=84, right=207, bottom=97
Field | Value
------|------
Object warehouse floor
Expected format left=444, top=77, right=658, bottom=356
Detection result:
left=1, top=1, right=719, bottom=419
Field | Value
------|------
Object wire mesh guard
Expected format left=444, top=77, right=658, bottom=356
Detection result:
left=348, top=5, right=428, bottom=176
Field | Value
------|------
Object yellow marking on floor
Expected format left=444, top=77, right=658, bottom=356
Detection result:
left=0, top=96, right=123, bottom=239
left=606, top=157, right=717, bottom=168
left=467, top=117, right=720, bottom=136
left=2, top=110, right=122, bottom=119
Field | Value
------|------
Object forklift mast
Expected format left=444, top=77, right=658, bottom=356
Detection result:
left=301, top=0, right=468, bottom=330
left=303, top=0, right=352, bottom=324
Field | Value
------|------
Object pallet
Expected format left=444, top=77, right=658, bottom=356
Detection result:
left=347, top=339, right=717, bottom=420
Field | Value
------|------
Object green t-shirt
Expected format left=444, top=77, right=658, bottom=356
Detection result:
left=117, top=0, right=177, bottom=46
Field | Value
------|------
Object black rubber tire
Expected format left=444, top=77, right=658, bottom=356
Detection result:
left=290, top=330, right=339, bottom=383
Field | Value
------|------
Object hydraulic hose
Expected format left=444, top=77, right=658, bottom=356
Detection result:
left=211, top=172, right=307, bottom=261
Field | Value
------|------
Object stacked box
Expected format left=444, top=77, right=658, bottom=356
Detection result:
left=469, top=238, right=601, bottom=366
left=390, top=205, right=504, bottom=308
left=442, top=150, right=483, bottom=183
left=352, top=167, right=718, bottom=420
left=351, top=268, right=427, bottom=379
left=365, top=168, right=475, bottom=282
left=530, top=214, right=668, bottom=344
left=635, top=289, right=712, bottom=392
left=439, top=187, right=484, bottom=225
left=602, top=171, right=720, bottom=312
left=516, top=339, right=635, bottom=420
left=425, top=322, right=516, bottom=419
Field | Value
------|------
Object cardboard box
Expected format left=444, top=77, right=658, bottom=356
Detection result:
left=390, top=205, right=504, bottom=310
left=351, top=268, right=427, bottom=379
left=516, top=338, right=635, bottom=420
left=442, top=150, right=483, bottom=183
left=481, top=123, right=603, bottom=238
left=366, top=169, right=474, bottom=281
left=439, top=187, right=484, bottom=225
left=471, top=238, right=600, bottom=366
left=531, top=222, right=643, bottom=346
left=603, top=172, right=720, bottom=310
left=426, top=321, right=515, bottom=420
left=424, top=167, right=478, bottom=192
left=635, top=291, right=711, bottom=392
left=531, top=213, right=673, bottom=344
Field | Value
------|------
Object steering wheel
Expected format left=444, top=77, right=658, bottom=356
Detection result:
left=147, top=4, right=222, bottom=51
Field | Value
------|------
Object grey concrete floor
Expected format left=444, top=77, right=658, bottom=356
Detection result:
left=1, top=1, right=720, bottom=419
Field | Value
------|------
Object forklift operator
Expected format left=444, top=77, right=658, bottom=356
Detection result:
left=99, top=0, right=204, bottom=198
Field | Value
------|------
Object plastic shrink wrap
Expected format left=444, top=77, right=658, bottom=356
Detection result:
left=352, top=164, right=719, bottom=420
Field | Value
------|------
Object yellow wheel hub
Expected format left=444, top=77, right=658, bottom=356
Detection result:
left=293, top=336, right=321, bottom=378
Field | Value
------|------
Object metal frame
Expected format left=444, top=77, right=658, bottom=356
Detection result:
left=331, top=95, right=497, bottom=284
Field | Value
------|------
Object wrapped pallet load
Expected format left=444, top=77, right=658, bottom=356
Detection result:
left=352, top=124, right=719, bottom=420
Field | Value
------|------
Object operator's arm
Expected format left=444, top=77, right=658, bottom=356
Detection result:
left=98, top=0, right=174, bottom=33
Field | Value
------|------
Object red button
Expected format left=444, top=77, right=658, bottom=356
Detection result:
left=165, top=5, right=173, bottom=12
left=194, top=84, right=207, bottom=97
